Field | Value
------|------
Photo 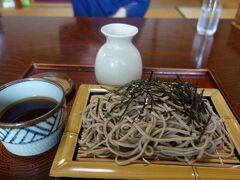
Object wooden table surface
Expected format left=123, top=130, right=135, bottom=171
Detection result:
left=0, top=16, right=239, bottom=179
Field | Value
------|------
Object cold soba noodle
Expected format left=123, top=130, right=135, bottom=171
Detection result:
left=78, top=79, right=234, bottom=165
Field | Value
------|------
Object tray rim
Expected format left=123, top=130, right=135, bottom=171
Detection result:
left=22, top=63, right=213, bottom=76
left=50, top=84, right=240, bottom=179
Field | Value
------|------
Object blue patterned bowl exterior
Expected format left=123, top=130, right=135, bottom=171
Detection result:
left=0, top=79, right=66, bottom=156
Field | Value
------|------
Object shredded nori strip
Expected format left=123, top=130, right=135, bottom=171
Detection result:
left=105, top=78, right=212, bottom=143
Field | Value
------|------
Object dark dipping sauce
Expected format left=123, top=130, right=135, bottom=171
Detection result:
left=0, top=98, right=57, bottom=123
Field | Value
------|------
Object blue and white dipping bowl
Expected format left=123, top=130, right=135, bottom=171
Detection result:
left=0, top=78, right=66, bottom=156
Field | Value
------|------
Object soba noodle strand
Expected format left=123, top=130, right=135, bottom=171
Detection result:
left=78, top=80, right=234, bottom=165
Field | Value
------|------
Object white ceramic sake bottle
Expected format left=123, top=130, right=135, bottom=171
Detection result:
left=95, top=23, right=142, bottom=86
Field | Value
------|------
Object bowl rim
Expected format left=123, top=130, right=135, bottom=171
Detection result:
left=31, top=72, right=74, bottom=96
left=0, top=78, right=65, bottom=129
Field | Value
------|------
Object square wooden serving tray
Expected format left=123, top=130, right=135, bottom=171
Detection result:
left=50, top=84, right=240, bottom=179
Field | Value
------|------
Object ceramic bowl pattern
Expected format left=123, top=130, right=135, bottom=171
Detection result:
left=0, top=108, right=64, bottom=143
left=0, top=78, right=66, bottom=156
